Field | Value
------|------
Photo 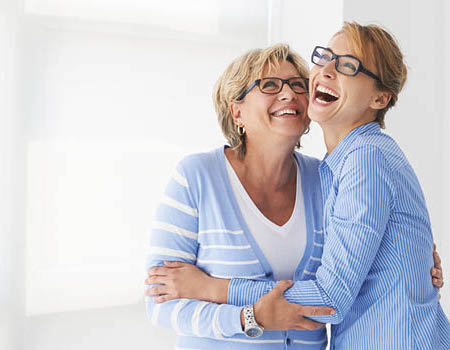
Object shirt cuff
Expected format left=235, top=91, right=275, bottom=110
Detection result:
left=228, top=278, right=271, bottom=306
left=284, top=279, right=338, bottom=323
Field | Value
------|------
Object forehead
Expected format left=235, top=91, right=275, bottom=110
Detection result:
left=261, top=60, right=300, bottom=78
left=327, top=33, right=355, bottom=56
left=328, top=33, right=376, bottom=70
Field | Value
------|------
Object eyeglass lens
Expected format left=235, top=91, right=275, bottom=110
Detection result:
left=312, top=47, right=360, bottom=76
left=259, top=78, right=307, bottom=94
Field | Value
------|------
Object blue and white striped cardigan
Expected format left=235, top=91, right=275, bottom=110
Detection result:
left=146, top=146, right=327, bottom=349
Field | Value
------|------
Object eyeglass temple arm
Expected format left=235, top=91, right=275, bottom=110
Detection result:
left=360, top=67, right=380, bottom=81
left=237, top=80, right=259, bottom=101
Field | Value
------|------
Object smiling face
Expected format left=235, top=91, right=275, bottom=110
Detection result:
left=308, top=34, right=389, bottom=135
left=231, top=60, right=310, bottom=149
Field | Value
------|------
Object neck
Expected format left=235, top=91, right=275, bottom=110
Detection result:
left=227, top=138, right=297, bottom=190
left=320, top=117, right=375, bottom=154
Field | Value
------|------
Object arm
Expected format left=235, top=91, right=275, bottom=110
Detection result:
left=145, top=161, right=243, bottom=338
left=228, top=146, right=394, bottom=324
left=147, top=262, right=333, bottom=331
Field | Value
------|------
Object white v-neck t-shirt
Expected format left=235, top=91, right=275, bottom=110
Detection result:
left=225, top=157, right=307, bottom=280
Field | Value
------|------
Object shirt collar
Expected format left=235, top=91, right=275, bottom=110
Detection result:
left=321, top=122, right=380, bottom=174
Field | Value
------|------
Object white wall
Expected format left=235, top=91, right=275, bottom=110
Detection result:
left=22, top=19, right=258, bottom=316
left=343, top=0, right=449, bottom=313
left=0, top=1, right=26, bottom=350
left=24, top=302, right=176, bottom=350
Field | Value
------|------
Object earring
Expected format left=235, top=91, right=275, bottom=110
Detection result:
left=236, top=125, right=245, bottom=136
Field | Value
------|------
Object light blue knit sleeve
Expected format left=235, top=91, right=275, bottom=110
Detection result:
left=145, top=160, right=244, bottom=338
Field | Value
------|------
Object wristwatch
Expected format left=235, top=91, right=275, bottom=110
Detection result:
left=243, top=305, right=264, bottom=338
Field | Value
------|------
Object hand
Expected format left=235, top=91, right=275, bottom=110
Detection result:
left=431, top=244, right=444, bottom=295
left=252, top=280, right=335, bottom=331
left=145, top=261, right=229, bottom=303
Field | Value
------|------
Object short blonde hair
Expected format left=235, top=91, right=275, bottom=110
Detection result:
left=337, top=22, right=408, bottom=128
left=213, top=44, right=309, bottom=158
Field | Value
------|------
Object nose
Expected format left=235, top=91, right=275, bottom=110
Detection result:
left=277, top=81, right=297, bottom=101
left=320, top=60, right=337, bottom=80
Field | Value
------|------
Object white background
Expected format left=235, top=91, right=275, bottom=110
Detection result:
left=0, top=0, right=448, bottom=349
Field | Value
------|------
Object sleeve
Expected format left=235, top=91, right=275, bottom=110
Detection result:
left=145, top=160, right=244, bottom=338
left=227, top=146, right=395, bottom=324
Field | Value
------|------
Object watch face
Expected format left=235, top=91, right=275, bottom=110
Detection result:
left=246, top=327, right=263, bottom=338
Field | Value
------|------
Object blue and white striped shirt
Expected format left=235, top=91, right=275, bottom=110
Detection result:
left=146, top=147, right=327, bottom=349
left=228, top=123, right=450, bottom=349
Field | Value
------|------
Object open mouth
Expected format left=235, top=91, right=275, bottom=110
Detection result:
left=270, top=108, right=298, bottom=118
left=314, top=85, right=340, bottom=105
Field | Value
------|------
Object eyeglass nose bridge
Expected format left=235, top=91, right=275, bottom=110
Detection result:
left=279, top=79, right=296, bottom=94
left=320, top=54, right=339, bottom=76
left=313, top=47, right=340, bottom=74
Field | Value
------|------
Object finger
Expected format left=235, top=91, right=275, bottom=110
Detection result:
left=292, top=325, right=307, bottom=331
left=431, top=268, right=443, bottom=280
left=145, top=285, right=166, bottom=297
left=432, top=277, right=444, bottom=289
left=164, top=261, right=187, bottom=268
left=153, top=295, right=171, bottom=303
left=148, top=266, right=170, bottom=277
left=296, top=318, right=326, bottom=330
left=433, top=249, right=442, bottom=268
left=299, top=305, right=335, bottom=316
left=271, top=280, right=294, bottom=297
left=145, top=275, right=169, bottom=285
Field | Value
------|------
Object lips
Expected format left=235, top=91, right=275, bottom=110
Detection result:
left=313, top=84, right=340, bottom=105
left=269, top=105, right=301, bottom=119
left=272, top=108, right=298, bottom=117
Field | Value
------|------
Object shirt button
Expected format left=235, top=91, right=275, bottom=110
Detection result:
left=286, top=338, right=291, bottom=345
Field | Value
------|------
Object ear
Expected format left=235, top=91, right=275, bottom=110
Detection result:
left=230, top=102, right=243, bottom=126
left=370, top=91, right=391, bottom=111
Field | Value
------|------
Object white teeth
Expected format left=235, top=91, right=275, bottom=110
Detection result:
left=274, top=109, right=297, bottom=116
left=316, top=85, right=340, bottom=98
left=315, top=97, right=329, bottom=104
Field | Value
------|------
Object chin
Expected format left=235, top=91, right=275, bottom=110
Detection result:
left=307, top=107, right=336, bottom=125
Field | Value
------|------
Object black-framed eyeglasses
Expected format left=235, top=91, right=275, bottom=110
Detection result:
left=236, top=77, right=309, bottom=101
left=311, top=46, right=381, bottom=82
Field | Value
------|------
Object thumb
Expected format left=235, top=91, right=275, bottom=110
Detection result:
left=271, top=280, right=294, bottom=297
left=163, top=261, right=186, bottom=267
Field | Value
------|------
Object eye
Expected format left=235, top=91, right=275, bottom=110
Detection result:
left=261, top=79, right=281, bottom=92
left=290, top=80, right=307, bottom=91
left=342, top=62, right=357, bottom=71
left=262, top=80, right=278, bottom=88
left=319, top=53, right=332, bottom=62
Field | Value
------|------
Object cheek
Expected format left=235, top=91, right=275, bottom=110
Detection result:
left=345, top=81, right=375, bottom=105
left=300, top=94, right=309, bottom=107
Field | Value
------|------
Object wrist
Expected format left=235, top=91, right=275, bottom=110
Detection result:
left=253, top=298, right=265, bottom=327
left=205, top=276, right=230, bottom=304
left=213, top=278, right=230, bottom=304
